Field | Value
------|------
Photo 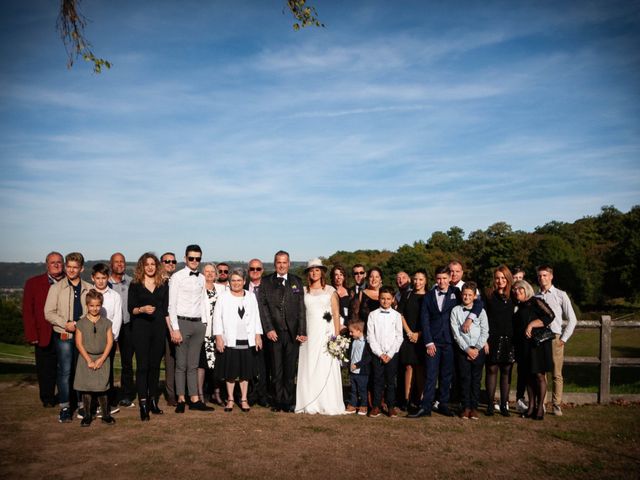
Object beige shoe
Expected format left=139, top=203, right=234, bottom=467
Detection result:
left=357, top=406, right=367, bottom=416
left=345, top=404, right=357, bottom=414
left=553, top=404, right=563, bottom=416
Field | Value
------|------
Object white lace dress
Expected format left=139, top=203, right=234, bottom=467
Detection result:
left=295, top=285, right=345, bottom=415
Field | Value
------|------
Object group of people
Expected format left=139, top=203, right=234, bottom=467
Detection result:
left=22, top=247, right=577, bottom=425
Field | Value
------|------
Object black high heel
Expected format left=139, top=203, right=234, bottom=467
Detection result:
left=139, top=400, right=150, bottom=421
left=149, top=398, right=163, bottom=415
left=240, top=399, right=251, bottom=413
left=224, top=400, right=234, bottom=412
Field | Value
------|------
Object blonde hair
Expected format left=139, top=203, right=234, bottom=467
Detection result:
left=513, top=279, right=534, bottom=300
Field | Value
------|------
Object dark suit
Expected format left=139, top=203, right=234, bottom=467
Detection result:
left=258, top=273, right=306, bottom=408
left=22, top=273, right=57, bottom=405
left=420, top=286, right=482, bottom=411
left=245, top=280, right=270, bottom=405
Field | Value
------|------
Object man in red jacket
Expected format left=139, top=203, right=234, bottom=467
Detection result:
left=22, top=251, right=65, bottom=407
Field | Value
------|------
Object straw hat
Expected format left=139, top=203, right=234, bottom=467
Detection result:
left=304, top=257, right=327, bottom=272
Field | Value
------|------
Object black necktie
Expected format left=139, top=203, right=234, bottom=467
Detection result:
left=277, top=277, right=285, bottom=287
left=190, top=271, right=199, bottom=277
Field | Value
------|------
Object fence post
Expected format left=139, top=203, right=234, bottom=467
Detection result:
left=599, top=315, right=612, bottom=404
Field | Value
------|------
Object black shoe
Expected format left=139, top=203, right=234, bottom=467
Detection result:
left=189, top=400, right=214, bottom=411
left=500, top=405, right=510, bottom=417
left=284, top=404, right=295, bottom=413
left=102, top=415, right=116, bottom=425
left=437, top=406, right=455, bottom=417
left=139, top=402, right=150, bottom=421
left=149, top=398, right=163, bottom=415
left=240, top=400, right=251, bottom=413
left=175, top=401, right=186, bottom=413
left=534, top=414, right=544, bottom=421
left=407, top=408, right=431, bottom=418
left=485, top=405, right=495, bottom=416
left=270, top=405, right=282, bottom=412
left=257, top=398, right=270, bottom=408
left=80, top=415, right=92, bottom=427
left=118, top=399, right=135, bottom=408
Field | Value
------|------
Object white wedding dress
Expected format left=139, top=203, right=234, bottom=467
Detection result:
left=295, top=285, right=345, bottom=415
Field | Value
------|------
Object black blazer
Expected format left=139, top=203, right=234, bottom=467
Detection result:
left=348, top=340, right=372, bottom=375
left=258, top=273, right=306, bottom=339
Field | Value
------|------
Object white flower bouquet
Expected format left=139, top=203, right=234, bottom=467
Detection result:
left=326, top=334, right=351, bottom=362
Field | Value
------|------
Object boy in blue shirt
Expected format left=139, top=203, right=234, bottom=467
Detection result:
left=346, top=320, right=371, bottom=416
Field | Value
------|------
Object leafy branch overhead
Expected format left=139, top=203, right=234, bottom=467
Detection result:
left=287, top=0, right=325, bottom=31
left=57, top=0, right=324, bottom=73
left=57, top=0, right=111, bottom=73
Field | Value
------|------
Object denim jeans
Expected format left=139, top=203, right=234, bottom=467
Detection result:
left=54, top=334, right=76, bottom=408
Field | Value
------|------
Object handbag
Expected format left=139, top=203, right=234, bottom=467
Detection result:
left=532, top=327, right=555, bottom=347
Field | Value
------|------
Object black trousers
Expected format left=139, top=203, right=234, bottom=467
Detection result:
left=456, top=347, right=485, bottom=410
left=372, top=355, right=399, bottom=408
left=269, top=333, right=299, bottom=408
left=248, top=342, right=271, bottom=404
left=35, top=341, right=57, bottom=405
left=132, top=318, right=166, bottom=400
left=118, top=322, right=136, bottom=401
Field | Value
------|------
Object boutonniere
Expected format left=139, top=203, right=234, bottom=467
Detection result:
left=291, top=284, right=300, bottom=293
left=450, top=293, right=456, bottom=300
left=323, top=311, right=332, bottom=323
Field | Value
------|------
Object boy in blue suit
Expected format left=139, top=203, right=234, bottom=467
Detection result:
left=409, top=266, right=483, bottom=418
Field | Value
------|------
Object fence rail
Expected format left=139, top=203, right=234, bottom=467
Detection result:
left=564, top=315, right=640, bottom=403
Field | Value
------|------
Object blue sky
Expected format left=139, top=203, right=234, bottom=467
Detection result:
left=1, top=0, right=639, bottom=263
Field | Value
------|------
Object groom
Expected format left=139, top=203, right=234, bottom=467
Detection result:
left=258, top=250, right=306, bottom=412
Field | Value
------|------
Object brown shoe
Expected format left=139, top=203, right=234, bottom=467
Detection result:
left=460, top=408, right=471, bottom=419
left=470, top=409, right=480, bottom=420
left=357, top=406, right=367, bottom=416
left=389, top=407, right=399, bottom=418
left=368, top=407, right=381, bottom=418
left=345, top=404, right=357, bottom=414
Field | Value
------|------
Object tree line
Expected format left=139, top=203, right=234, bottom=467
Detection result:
left=326, top=205, right=640, bottom=309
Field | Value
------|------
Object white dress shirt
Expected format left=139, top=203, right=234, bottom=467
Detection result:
left=168, top=267, right=207, bottom=331
left=536, top=286, right=577, bottom=343
left=97, top=287, right=123, bottom=340
left=367, top=307, right=403, bottom=359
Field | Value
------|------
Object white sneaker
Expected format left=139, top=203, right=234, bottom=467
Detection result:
left=110, top=406, right=120, bottom=415
left=553, top=404, right=562, bottom=416
left=96, top=406, right=102, bottom=418
left=433, top=400, right=440, bottom=410
left=515, top=398, right=528, bottom=414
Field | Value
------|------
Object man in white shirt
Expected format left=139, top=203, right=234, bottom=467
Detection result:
left=536, top=265, right=578, bottom=416
left=168, top=244, right=212, bottom=412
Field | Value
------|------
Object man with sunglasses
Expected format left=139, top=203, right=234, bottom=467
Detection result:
left=160, top=252, right=179, bottom=405
left=109, top=252, right=136, bottom=409
left=216, top=262, right=230, bottom=289
left=350, top=264, right=367, bottom=297
left=245, top=259, right=270, bottom=407
left=168, top=245, right=212, bottom=412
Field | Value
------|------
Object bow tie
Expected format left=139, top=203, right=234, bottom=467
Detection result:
left=463, top=307, right=472, bottom=312
left=380, top=310, right=390, bottom=314
left=190, top=271, right=199, bottom=277
left=437, top=290, right=447, bottom=296
left=277, top=277, right=285, bottom=285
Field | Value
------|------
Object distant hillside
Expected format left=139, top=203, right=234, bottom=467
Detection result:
left=0, top=260, right=307, bottom=289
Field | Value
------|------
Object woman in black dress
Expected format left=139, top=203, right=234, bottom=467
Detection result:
left=330, top=264, right=351, bottom=332
left=353, top=267, right=382, bottom=325
left=397, top=269, right=427, bottom=410
left=484, top=265, right=516, bottom=417
left=513, top=280, right=555, bottom=420
left=128, top=252, right=169, bottom=421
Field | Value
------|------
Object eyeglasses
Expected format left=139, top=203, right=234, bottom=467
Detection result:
left=217, top=269, right=229, bottom=274
left=249, top=267, right=263, bottom=272
left=163, top=260, right=177, bottom=265
left=353, top=271, right=365, bottom=276
left=187, top=256, right=202, bottom=262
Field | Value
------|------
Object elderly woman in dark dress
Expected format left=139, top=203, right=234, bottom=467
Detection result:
left=513, top=280, right=555, bottom=420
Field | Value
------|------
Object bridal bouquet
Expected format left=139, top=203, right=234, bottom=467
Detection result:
left=326, top=334, right=351, bottom=362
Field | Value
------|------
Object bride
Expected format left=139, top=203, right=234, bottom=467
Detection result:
left=295, top=258, right=345, bottom=415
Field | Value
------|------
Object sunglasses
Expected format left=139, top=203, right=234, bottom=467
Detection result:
left=353, top=271, right=365, bottom=276
left=163, top=260, right=177, bottom=265
left=218, top=269, right=229, bottom=274
left=249, top=267, right=263, bottom=272
left=187, top=256, right=202, bottom=262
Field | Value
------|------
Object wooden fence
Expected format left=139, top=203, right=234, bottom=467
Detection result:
left=565, top=315, right=640, bottom=403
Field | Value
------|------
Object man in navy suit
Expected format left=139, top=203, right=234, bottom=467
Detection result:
left=409, top=266, right=482, bottom=418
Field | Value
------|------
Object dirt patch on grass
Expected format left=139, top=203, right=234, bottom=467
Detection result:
left=0, top=382, right=638, bottom=479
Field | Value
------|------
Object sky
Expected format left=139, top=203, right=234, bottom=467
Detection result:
left=1, top=0, right=639, bottom=263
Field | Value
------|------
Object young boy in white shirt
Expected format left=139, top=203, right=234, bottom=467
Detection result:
left=367, top=287, right=403, bottom=418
